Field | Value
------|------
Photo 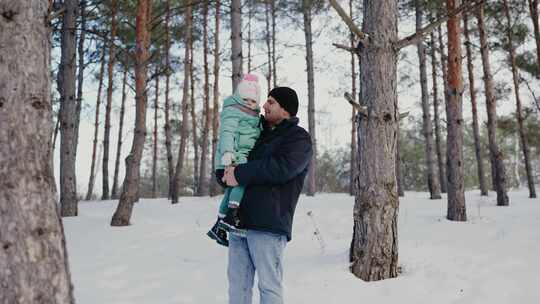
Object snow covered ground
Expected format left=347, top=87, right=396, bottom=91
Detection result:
left=63, top=190, right=540, bottom=304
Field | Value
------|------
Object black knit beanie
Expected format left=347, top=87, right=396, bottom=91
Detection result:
left=268, top=87, right=299, bottom=117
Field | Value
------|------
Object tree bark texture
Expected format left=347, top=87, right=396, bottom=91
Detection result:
left=198, top=0, right=211, bottom=196
left=247, top=0, right=252, bottom=73
left=349, top=0, right=357, bottom=196
left=463, top=13, right=488, bottom=196
left=58, top=0, right=79, bottom=216
left=102, top=0, right=119, bottom=200
left=475, top=4, right=509, bottom=206
left=502, top=0, right=537, bottom=198
left=271, top=0, right=277, bottom=87
left=435, top=25, right=448, bottom=193
left=111, top=0, right=151, bottom=225
left=265, top=0, right=272, bottom=89
left=210, top=0, right=221, bottom=196
left=111, top=66, right=128, bottom=199
left=85, top=50, right=106, bottom=201
left=350, top=0, right=399, bottom=281
left=231, top=0, right=242, bottom=90
left=445, top=0, right=467, bottom=221
left=164, top=0, right=175, bottom=198
left=189, top=44, right=199, bottom=192
left=303, top=0, right=317, bottom=196
left=152, top=68, right=159, bottom=198
left=172, top=0, right=192, bottom=204
left=528, top=0, right=540, bottom=77
left=0, top=0, right=75, bottom=301
left=416, top=1, right=441, bottom=200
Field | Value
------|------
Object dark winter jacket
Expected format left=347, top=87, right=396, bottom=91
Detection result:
left=232, top=116, right=312, bottom=241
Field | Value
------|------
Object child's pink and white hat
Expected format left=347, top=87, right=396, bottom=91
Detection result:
left=236, top=74, right=261, bottom=103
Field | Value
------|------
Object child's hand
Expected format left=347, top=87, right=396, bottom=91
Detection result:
left=221, top=152, right=234, bottom=166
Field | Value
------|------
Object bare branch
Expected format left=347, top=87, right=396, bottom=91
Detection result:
left=344, top=92, right=367, bottom=115
left=328, top=0, right=368, bottom=41
left=396, top=0, right=485, bottom=50
left=332, top=43, right=356, bottom=53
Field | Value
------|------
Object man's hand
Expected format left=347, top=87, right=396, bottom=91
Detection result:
left=223, top=166, right=239, bottom=187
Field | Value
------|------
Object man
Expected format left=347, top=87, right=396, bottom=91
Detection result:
left=221, top=87, right=312, bottom=304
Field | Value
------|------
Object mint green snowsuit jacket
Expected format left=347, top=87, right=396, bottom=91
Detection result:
left=214, top=94, right=261, bottom=170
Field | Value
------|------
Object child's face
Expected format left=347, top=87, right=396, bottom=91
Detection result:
left=244, top=98, right=258, bottom=110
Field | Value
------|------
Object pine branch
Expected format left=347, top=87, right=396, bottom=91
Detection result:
left=396, top=0, right=485, bottom=50
left=328, top=0, right=368, bottom=41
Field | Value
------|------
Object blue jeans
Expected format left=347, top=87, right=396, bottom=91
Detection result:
left=228, top=230, right=287, bottom=304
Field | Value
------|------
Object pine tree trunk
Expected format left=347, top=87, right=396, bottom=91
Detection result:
left=416, top=1, right=441, bottom=200
left=445, top=0, right=467, bottom=221
left=231, top=0, right=242, bottom=90
left=164, top=0, right=175, bottom=198
left=502, top=0, right=537, bottom=198
left=198, top=0, right=211, bottom=196
left=111, top=0, right=151, bottom=225
left=52, top=113, right=61, bottom=151
left=85, top=50, right=106, bottom=201
left=396, top=123, right=404, bottom=197
left=463, top=13, right=488, bottom=196
left=58, top=0, right=79, bottom=216
left=436, top=25, right=448, bottom=193
left=271, top=0, right=277, bottom=87
left=172, top=0, right=193, bottom=204
left=75, top=0, right=87, bottom=179
left=265, top=0, right=272, bottom=88
left=190, top=43, right=199, bottom=193
left=0, top=1, right=75, bottom=301
left=111, top=66, right=128, bottom=199
left=350, top=0, right=399, bottom=281
left=349, top=0, right=357, bottom=196
left=152, top=68, right=160, bottom=198
left=475, top=4, right=509, bottom=206
left=303, top=0, right=317, bottom=196
left=247, top=0, right=252, bottom=73
left=210, top=0, right=221, bottom=196
left=528, top=0, right=540, bottom=76
left=102, top=0, right=118, bottom=200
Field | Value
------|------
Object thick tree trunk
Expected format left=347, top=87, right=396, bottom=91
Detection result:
left=475, top=4, right=509, bottom=206
left=435, top=25, right=448, bottom=193
left=445, top=0, right=467, bottom=221
left=58, top=0, right=79, bottom=216
left=0, top=1, right=75, bottom=301
left=190, top=44, right=199, bottom=193
left=231, top=0, right=242, bottom=90
left=528, top=0, right=540, bottom=76
left=198, top=0, right=211, bottom=196
left=172, top=0, right=193, bottom=204
left=502, top=0, right=537, bottom=198
left=111, top=66, right=128, bottom=199
left=303, top=0, right=317, bottom=196
left=396, top=123, right=404, bottom=197
left=102, top=0, right=119, bottom=200
left=210, top=0, right=221, bottom=196
left=463, top=13, right=488, bottom=196
left=152, top=69, right=160, bottom=198
left=111, top=0, right=151, bottom=225
left=416, top=1, right=441, bottom=199
left=349, top=0, right=357, bottom=196
left=85, top=50, right=106, bottom=201
left=350, top=0, right=399, bottom=281
left=164, top=0, right=175, bottom=198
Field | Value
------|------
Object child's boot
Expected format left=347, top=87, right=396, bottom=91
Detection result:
left=207, top=219, right=229, bottom=247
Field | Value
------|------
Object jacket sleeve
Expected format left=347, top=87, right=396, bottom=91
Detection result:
left=219, top=107, right=241, bottom=155
left=234, top=130, right=312, bottom=186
